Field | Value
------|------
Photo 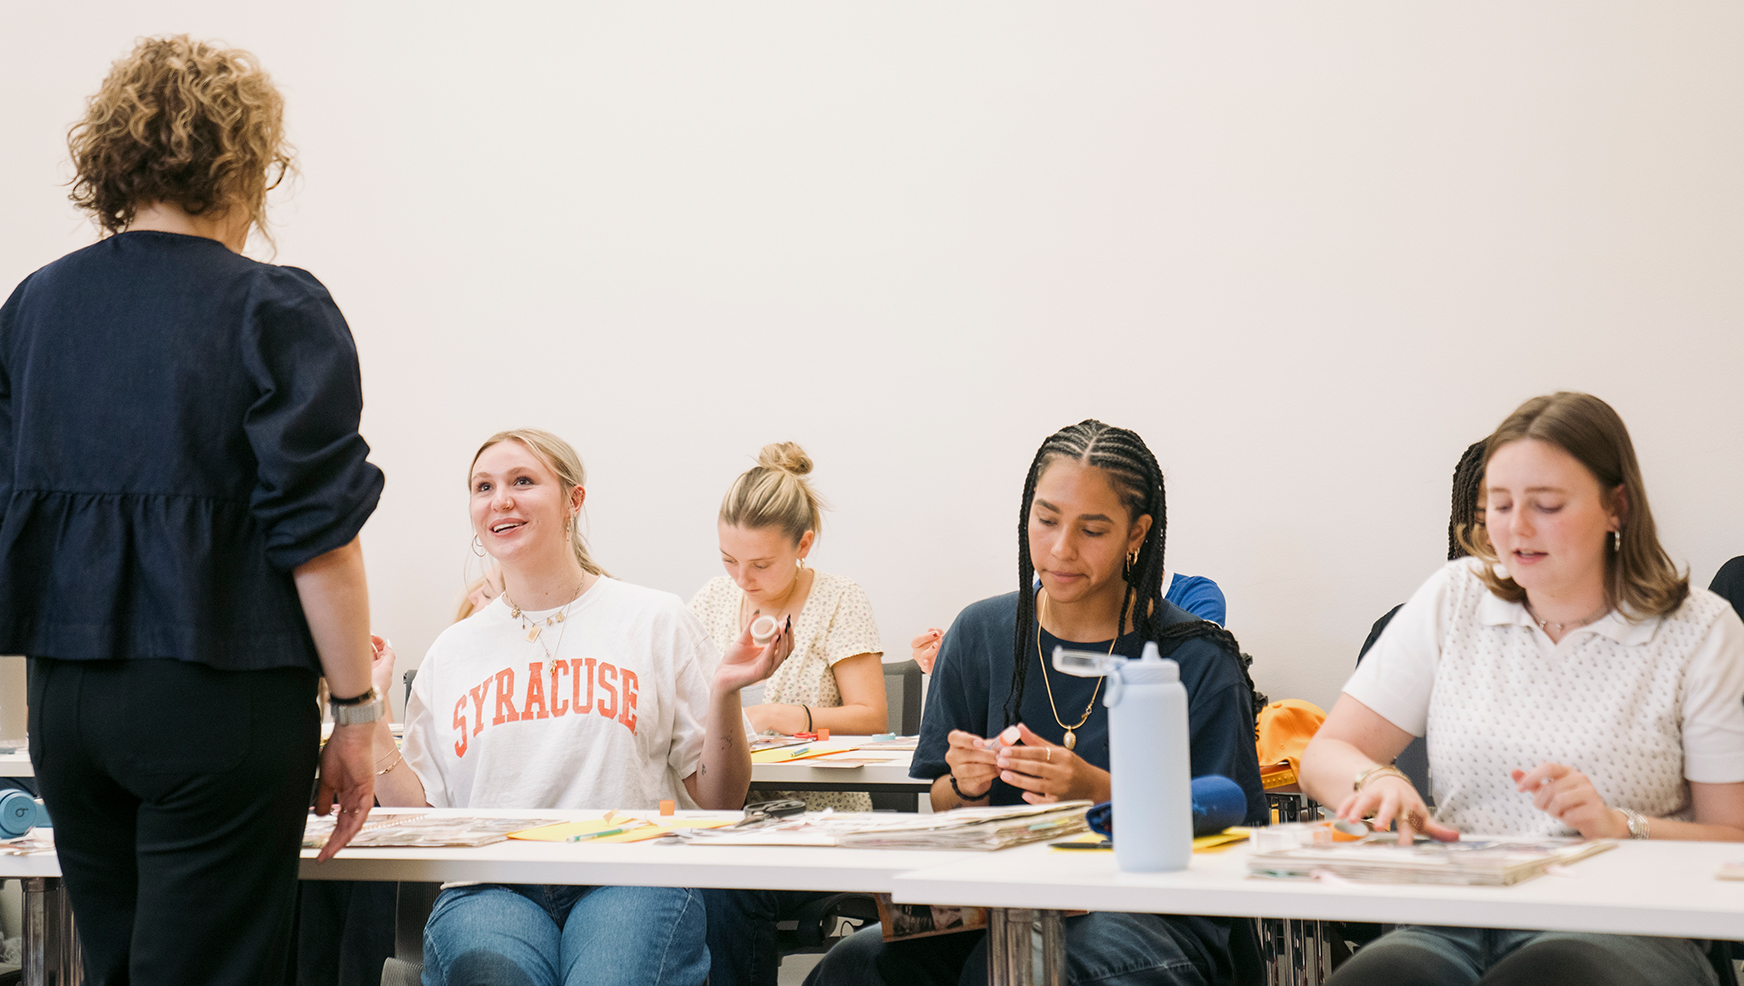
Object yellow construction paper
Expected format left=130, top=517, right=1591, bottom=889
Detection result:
left=749, top=743, right=859, bottom=764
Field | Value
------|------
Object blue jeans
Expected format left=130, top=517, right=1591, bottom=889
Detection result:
left=805, top=913, right=1228, bottom=986
left=704, top=888, right=842, bottom=986
left=421, top=884, right=708, bottom=986
left=1328, top=926, right=1717, bottom=986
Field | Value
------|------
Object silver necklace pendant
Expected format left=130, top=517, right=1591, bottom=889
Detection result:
left=1063, top=730, right=1077, bottom=751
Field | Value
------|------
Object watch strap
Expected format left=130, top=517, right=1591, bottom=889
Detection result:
left=330, top=699, right=384, bottom=727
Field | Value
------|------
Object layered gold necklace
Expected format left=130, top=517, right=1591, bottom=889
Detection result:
left=1034, top=593, right=1119, bottom=751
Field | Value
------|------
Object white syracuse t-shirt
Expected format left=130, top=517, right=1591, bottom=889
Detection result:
left=402, top=577, right=718, bottom=810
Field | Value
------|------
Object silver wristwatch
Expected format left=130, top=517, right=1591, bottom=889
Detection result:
left=330, top=687, right=384, bottom=727
left=1617, top=806, right=1651, bottom=840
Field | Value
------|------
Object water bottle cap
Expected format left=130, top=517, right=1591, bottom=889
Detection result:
left=1118, top=642, right=1179, bottom=684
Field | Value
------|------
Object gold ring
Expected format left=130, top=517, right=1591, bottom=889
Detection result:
left=1045, top=747, right=1053, bottom=763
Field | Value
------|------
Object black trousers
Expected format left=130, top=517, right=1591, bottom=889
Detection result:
left=29, top=657, right=320, bottom=986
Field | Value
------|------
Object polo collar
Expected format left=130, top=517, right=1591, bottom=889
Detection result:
left=1477, top=589, right=1660, bottom=646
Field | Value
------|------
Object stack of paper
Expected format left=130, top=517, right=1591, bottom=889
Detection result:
left=303, top=813, right=562, bottom=850
left=1247, top=837, right=1613, bottom=886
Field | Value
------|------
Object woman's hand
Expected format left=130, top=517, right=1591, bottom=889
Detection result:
left=994, top=723, right=1110, bottom=805
left=911, top=628, right=943, bottom=674
left=1514, top=763, right=1627, bottom=840
left=714, top=617, right=794, bottom=694
left=368, top=635, right=397, bottom=717
left=944, top=729, right=1001, bottom=801
left=1336, top=773, right=1461, bottom=845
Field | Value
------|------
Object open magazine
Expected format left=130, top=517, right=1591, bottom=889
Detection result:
left=1248, top=836, right=1614, bottom=886
left=302, top=812, right=562, bottom=850
left=681, top=802, right=1092, bottom=850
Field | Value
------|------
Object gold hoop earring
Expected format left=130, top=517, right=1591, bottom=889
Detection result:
left=1124, top=550, right=1138, bottom=579
left=472, top=535, right=486, bottom=557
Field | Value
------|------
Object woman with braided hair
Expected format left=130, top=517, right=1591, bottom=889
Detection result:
left=808, top=419, right=1266, bottom=986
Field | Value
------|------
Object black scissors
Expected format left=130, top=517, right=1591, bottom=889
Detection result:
left=729, top=799, right=806, bottom=829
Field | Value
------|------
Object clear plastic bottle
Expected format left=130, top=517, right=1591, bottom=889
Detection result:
left=1106, top=641, right=1191, bottom=872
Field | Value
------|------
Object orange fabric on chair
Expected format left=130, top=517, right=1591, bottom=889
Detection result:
left=1256, top=699, right=1326, bottom=776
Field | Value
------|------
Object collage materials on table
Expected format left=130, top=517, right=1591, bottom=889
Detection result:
left=1247, top=837, right=1614, bottom=886
left=302, top=812, right=563, bottom=849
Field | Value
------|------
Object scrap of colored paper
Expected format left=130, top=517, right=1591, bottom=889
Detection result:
left=1047, top=828, right=1252, bottom=854
left=750, top=743, right=858, bottom=764
left=593, top=818, right=735, bottom=843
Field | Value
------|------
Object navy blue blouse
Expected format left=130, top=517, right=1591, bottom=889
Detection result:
left=0, top=231, right=384, bottom=672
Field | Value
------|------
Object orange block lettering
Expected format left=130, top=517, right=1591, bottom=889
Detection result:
left=453, top=695, right=470, bottom=757
left=492, top=668, right=520, bottom=724
left=597, top=663, right=618, bottom=721
left=574, top=658, right=596, bottom=714
left=468, top=679, right=492, bottom=737
left=550, top=660, right=570, bottom=717
left=618, top=669, right=639, bottom=734
left=523, top=662, right=549, bottom=720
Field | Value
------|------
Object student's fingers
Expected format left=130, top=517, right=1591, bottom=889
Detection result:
left=1369, top=787, right=1402, bottom=834
left=1021, top=791, right=1061, bottom=805
left=998, top=767, right=1051, bottom=794
left=1011, top=723, right=1063, bottom=752
left=1513, top=762, right=1569, bottom=793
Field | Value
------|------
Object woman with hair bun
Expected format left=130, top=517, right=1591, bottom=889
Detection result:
left=0, top=36, right=383, bottom=983
left=1303, top=392, right=1744, bottom=986
left=690, top=442, right=888, bottom=789
left=692, top=442, right=886, bottom=986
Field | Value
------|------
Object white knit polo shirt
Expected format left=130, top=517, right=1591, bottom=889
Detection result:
left=1344, top=559, right=1744, bottom=836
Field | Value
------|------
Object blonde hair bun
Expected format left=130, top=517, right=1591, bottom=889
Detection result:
left=722, top=442, right=827, bottom=545
left=757, top=442, right=813, bottom=476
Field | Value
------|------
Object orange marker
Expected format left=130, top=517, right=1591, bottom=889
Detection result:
left=818, top=728, right=830, bottom=741
left=659, top=800, right=675, bottom=817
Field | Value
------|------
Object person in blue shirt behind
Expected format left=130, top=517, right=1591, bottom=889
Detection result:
left=809, top=419, right=1266, bottom=986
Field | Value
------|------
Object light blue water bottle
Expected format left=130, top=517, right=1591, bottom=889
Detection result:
left=1056, top=640, right=1192, bottom=871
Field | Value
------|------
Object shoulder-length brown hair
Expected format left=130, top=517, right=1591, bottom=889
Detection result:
left=67, top=35, right=294, bottom=243
left=1466, top=392, right=1688, bottom=618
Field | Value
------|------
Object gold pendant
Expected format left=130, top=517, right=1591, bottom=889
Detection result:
left=553, top=612, right=564, bottom=623
left=1064, top=730, right=1076, bottom=751
left=526, top=626, right=541, bottom=642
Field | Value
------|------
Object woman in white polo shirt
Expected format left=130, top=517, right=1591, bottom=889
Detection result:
left=1301, top=392, right=1744, bottom=986
left=368, top=428, right=790, bottom=986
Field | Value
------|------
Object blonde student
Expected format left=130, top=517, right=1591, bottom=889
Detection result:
left=688, top=441, right=888, bottom=808
left=369, top=429, right=790, bottom=986
left=691, top=442, right=885, bottom=986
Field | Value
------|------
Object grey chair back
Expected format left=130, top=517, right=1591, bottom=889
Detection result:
left=882, top=660, right=922, bottom=735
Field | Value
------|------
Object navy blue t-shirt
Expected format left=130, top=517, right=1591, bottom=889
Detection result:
left=912, top=590, right=1268, bottom=826
left=0, top=231, right=383, bottom=671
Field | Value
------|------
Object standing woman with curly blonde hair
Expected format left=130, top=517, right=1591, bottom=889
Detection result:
left=0, top=36, right=384, bottom=985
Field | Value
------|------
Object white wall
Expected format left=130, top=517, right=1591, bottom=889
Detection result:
left=4, top=3, right=1743, bottom=712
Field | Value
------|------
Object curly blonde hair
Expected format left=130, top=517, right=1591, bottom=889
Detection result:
left=67, top=36, right=294, bottom=241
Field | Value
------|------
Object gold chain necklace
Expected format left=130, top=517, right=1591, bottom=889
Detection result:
left=505, top=580, right=585, bottom=662
left=1035, top=592, right=1118, bottom=751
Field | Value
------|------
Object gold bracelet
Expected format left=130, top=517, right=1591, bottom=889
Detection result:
left=1354, top=763, right=1409, bottom=793
left=376, top=749, right=404, bottom=776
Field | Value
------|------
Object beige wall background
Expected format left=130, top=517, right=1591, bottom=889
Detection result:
left=3, top=3, right=1742, bottom=719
